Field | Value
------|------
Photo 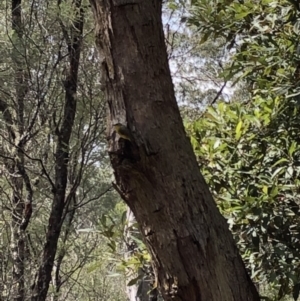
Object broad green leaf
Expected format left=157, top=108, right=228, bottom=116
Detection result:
left=262, top=186, right=268, bottom=194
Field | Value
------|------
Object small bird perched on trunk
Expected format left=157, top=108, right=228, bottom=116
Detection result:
left=113, top=123, right=133, bottom=141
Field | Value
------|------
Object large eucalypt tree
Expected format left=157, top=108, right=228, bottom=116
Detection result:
left=89, top=0, right=260, bottom=300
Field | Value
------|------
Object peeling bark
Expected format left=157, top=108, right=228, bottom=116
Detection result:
left=90, top=0, right=260, bottom=300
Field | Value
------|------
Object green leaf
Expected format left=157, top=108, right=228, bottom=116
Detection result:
left=199, top=32, right=211, bottom=45
left=121, top=210, right=127, bottom=225
left=107, top=241, right=116, bottom=252
left=131, top=236, right=144, bottom=246
left=127, top=275, right=142, bottom=286
left=272, top=158, right=289, bottom=167
left=100, top=214, right=107, bottom=227
left=262, top=186, right=268, bottom=194
left=191, top=136, right=199, bottom=150
left=87, top=262, right=102, bottom=273
left=235, top=11, right=252, bottom=20
left=272, top=166, right=285, bottom=179
left=288, top=142, right=297, bottom=156
left=235, top=120, right=243, bottom=140
left=293, top=20, right=300, bottom=34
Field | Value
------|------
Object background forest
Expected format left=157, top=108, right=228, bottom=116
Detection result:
left=0, top=0, right=299, bottom=300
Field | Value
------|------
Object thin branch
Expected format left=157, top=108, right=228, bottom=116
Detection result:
left=210, top=81, right=227, bottom=105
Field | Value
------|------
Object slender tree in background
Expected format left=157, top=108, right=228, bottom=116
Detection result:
left=89, top=0, right=259, bottom=300
left=31, top=0, right=84, bottom=298
left=9, top=1, right=29, bottom=299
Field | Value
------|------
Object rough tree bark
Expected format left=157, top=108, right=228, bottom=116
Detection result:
left=90, top=0, right=261, bottom=300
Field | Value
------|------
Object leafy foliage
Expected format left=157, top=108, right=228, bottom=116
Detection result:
left=189, top=0, right=300, bottom=100
left=0, top=1, right=127, bottom=300
left=187, top=1, right=300, bottom=299
left=186, top=96, right=300, bottom=300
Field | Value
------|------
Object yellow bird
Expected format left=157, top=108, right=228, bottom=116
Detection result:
left=113, top=123, right=133, bottom=141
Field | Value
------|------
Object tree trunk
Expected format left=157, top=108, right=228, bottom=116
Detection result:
left=10, top=1, right=30, bottom=300
left=90, top=0, right=260, bottom=300
left=31, top=1, right=84, bottom=300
